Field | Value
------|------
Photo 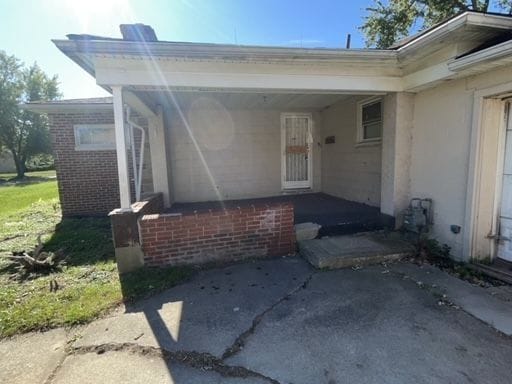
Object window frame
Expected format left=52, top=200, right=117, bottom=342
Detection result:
left=356, top=96, right=383, bottom=145
left=74, top=124, right=116, bottom=151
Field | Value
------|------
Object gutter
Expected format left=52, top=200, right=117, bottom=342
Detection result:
left=52, top=39, right=398, bottom=63
left=21, top=102, right=113, bottom=113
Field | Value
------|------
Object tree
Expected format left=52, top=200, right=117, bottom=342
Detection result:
left=361, top=0, right=512, bottom=48
left=0, top=51, right=60, bottom=178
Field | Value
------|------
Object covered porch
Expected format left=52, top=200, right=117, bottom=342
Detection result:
left=168, top=193, right=395, bottom=237
left=107, top=86, right=411, bottom=271
left=93, top=44, right=414, bottom=271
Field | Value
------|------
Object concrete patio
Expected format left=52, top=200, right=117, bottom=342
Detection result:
left=2, top=257, right=512, bottom=384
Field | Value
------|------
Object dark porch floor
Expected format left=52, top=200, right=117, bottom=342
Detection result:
left=168, top=193, right=394, bottom=236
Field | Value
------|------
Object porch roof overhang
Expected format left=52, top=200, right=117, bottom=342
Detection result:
left=21, top=97, right=113, bottom=113
left=52, top=11, right=512, bottom=95
left=53, top=39, right=403, bottom=93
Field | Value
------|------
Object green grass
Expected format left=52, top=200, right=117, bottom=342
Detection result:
left=0, top=181, right=59, bottom=218
left=0, top=169, right=56, bottom=183
left=0, top=176, right=192, bottom=338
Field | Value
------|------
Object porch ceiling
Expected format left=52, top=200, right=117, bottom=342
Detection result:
left=137, top=91, right=355, bottom=110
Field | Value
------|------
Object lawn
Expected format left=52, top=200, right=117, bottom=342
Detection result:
left=0, top=171, right=192, bottom=338
left=0, top=169, right=57, bottom=183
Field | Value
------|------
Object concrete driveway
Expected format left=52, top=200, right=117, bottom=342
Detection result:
left=2, top=257, right=512, bottom=384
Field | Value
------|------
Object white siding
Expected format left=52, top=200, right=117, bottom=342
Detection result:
left=320, top=97, right=382, bottom=206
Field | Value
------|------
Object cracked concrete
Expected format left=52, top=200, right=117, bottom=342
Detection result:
left=222, top=271, right=315, bottom=359
left=389, top=262, right=512, bottom=335
left=52, top=349, right=270, bottom=384
left=63, top=343, right=277, bottom=383
left=2, top=257, right=512, bottom=383
left=72, top=257, right=312, bottom=357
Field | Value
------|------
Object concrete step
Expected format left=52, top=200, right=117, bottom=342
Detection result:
left=299, top=232, right=415, bottom=269
left=468, top=260, right=512, bottom=285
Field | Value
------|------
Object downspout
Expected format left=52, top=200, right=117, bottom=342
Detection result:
left=125, top=106, right=146, bottom=201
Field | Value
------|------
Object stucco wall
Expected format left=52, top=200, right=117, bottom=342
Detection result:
left=168, top=99, right=322, bottom=202
left=411, top=65, right=512, bottom=260
left=320, top=97, right=382, bottom=206
left=381, top=92, right=414, bottom=219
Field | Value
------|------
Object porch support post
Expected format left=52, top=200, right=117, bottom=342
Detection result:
left=148, top=105, right=171, bottom=206
left=112, top=85, right=132, bottom=210
left=380, top=92, right=415, bottom=224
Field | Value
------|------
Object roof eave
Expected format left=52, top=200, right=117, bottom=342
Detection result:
left=52, top=39, right=399, bottom=64
left=21, top=103, right=113, bottom=113
left=449, top=39, right=512, bottom=72
left=397, top=12, right=512, bottom=59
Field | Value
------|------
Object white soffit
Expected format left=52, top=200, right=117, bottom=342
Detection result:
left=139, top=91, right=357, bottom=110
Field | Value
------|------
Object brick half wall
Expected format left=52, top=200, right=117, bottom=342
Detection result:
left=139, top=202, right=295, bottom=266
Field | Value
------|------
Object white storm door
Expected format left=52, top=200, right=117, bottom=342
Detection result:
left=281, top=113, right=313, bottom=189
left=498, top=102, right=512, bottom=261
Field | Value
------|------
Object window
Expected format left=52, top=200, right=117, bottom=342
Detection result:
left=74, top=124, right=115, bottom=150
left=357, top=97, right=383, bottom=143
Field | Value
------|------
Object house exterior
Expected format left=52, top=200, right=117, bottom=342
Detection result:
left=24, top=11, right=512, bottom=271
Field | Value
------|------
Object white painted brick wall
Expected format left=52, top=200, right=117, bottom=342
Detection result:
left=167, top=103, right=321, bottom=202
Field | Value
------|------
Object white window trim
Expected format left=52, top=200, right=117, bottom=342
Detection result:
left=74, top=124, right=116, bottom=151
left=356, top=96, right=383, bottom=145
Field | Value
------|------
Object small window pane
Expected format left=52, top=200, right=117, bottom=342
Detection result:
left=363, top=121, right=381, bottom=140
left=360, top=100, right=382, bottom=142
left=75, top=125, right=115, bottom=150
left=362, top=101, right=381, bottom=123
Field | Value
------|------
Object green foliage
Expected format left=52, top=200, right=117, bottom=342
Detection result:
left=420, top=237, right=451, bottom=260
left=361, top=0, right=512, bottom=48
left=0, top=51, right=60, bottom=178
left=25, top=153, right=54, bottom=171
left=0, top=176, right=191, bottom=337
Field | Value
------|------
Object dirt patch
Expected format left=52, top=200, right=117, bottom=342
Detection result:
left=412, top=238, right=508, bottom=288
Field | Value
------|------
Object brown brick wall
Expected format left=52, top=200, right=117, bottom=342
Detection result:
left=49, top=111, right=152, bottom=217
left=139, top=202, right=296, bottom=266
left=110, top=193, right=164, bottom=249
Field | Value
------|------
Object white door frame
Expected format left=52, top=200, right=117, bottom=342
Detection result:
left=463, top=82, right=512, bottom=262
left=280, top=112, right=313, bottom=190
left=493, top=100, right=512, bottom=261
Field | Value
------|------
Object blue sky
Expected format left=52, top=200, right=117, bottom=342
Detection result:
left=0, top=0, right=372, bottom=99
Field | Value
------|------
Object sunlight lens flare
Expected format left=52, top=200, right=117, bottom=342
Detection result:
left=57, top=0, right=134, bottom=31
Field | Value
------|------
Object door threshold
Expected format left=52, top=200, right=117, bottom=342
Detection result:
left=281, top=188, right=313, bottom=195
left=468, top=259, right=512, bottom=284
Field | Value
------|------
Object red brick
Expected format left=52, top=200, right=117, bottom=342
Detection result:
left=139, top=202, right=296, bottom=267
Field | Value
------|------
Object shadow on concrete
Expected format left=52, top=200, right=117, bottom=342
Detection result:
left=116, top=257, right=312, bottom=382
